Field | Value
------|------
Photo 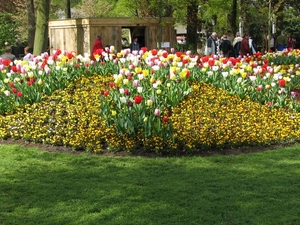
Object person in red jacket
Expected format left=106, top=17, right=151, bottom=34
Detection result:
left=288, top=33, right=296, bottom=50
left=91, top=35, right=104, bottom=61
left=240, top=33, right=251, bottom=57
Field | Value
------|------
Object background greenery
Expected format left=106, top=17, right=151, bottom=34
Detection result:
left=0, top=13, right=20, bottom=53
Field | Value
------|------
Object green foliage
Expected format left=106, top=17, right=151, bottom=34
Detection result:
left=174, top=42, right=196, bottom=52
left=283, top=18, right=300, bottom=37
left=113, top=0, right=135, bottom=17
left=0, top=13, right=19, bottom=52
left=50, top=0, right=82, bottom=16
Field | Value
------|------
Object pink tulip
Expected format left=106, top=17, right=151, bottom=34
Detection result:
left=133, top=80, right=139, bottom=87
left=154, top=108, right=161, bottom=116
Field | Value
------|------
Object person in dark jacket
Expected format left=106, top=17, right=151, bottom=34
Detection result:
left=233, top=32, right=243, bottom=57
left=130, top=37, right=140, bottom=52
left=219, top=35, right=232, bottom=57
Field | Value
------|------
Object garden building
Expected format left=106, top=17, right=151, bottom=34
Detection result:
left=48, top=17, right=176, bottom=55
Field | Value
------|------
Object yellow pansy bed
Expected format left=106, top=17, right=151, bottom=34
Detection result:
left=1, top=74, right=299, bottom=154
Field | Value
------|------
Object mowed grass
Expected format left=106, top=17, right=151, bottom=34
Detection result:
left=1, top=144, right=300, bottom=225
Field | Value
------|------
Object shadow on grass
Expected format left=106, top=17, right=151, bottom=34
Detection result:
left=1, top=145, right=300, bottom=225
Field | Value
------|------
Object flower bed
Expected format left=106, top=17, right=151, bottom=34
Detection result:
left=0, top=48, right=300, bottom=154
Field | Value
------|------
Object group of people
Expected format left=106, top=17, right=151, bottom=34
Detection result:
left=270, top=31, right=297, bottom=51
left=0, top=42, right=33, bottom=62
left=205, top=30, right=257, bottom=57
left=205, top=29, right=297, bottom=58
left=91, top=35, right=140, bottom=61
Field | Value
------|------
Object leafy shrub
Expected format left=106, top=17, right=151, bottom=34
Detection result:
left=0, top=13, right=19, bottom=53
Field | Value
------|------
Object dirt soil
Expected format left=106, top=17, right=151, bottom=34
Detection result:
left=0, top=138, right=297, bottom=157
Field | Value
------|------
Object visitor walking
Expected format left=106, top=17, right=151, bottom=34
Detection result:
left=269, top=33, right=276, bottom=52
left=240, top=33, right=251, bottom=57
left=227, top=30, right=234, bottom=46
left=288, top=33, right=296, bottom=50
left=233, top=32, right=243, bottom=57
left=249, top=36, right=257, bottom=55
left=276, top=31, right=288, bottom=51
left=219, top=35, right=232, bottom=57
left=205, top=32, right=218, bottom=56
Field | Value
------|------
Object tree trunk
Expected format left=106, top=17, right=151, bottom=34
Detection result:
left=231, top=0, right=237, bottom=34
left=65, top=0, right=71, bottom=18
left=27, top=0, right=35, bottom=48
left=33, top=0, right=50, bottom=55
left=186, top=0, right=198, bottom=53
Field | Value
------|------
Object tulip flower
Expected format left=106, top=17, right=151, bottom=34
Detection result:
left=134, top=95, right=143, bottom=104
left=154, top=108, right=161, bottom=116
left=4, top=90, right=10, bottom=96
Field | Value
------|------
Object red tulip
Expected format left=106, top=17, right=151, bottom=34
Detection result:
left=201, top=56, right=209, bottom=63
left=151, top=49, right=158, bottom=56
left=98, top=48, right=104, bottom=55
left=52, top=55, right=58, bottom=61
left=124, top=89, right=130, bottom=95
left=2, top=59, right=11, bottom=67
left=208, top=59, right=215, bottom=67
left=182, top=58, right=189, bottom=64
left=278, top=79, right=286, bottom=87
left=162, top=117, right=169, bottom=123
left=176, top=52, right=182, bottom=57
left=162, top=52, right=168, bottom=58
left=67, top=53, right=73, bottom=59
left=186, top=70, right=191, bottom=77
left=134, top=95, right=143, bottom=104
left=11, top=66, right=18, bottom=72
left=141, top=47, right=147, bottom=52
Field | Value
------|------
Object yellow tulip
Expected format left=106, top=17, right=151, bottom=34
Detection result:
left=241, top=72, right=247, bottom=78
left=146, top=100, right=153, bottom=106
left=28, top=71, right=34, bottom=78
left=142, top=69, right=149, bottom=77
left=150, top=76, right=155, bottom=83
left=135, top=67, right=142, bottom=74
left=123, top=79, right=129, bottom=85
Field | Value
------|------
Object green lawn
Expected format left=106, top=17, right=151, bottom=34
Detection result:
left=1, top=144, right=300, bottom=225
